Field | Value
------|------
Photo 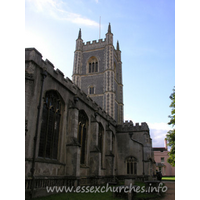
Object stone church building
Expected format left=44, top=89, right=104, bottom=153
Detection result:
left=25, top=23, right=155, bottom=198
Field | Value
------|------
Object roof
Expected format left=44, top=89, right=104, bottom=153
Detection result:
left=156, top=162, right=165, bottom=167
left=153, top=147, right=167, bottom=152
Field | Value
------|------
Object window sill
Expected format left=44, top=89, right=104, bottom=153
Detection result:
left=80, top=165, right=90, bottom=168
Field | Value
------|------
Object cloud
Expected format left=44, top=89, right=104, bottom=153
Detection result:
left=150, top=129, right=167, bottom=147
left=26, top=0, right=99, bottom=27
left=61, top=12, right=99, bottom=26
left=148, top=122, right=170, bottom=131
left=148, top=122, right=170, bottom=147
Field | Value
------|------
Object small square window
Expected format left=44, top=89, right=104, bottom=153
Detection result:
left=89, top=87, right=94, bottom=94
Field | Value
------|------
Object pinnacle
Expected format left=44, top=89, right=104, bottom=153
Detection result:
left=108, top=23, right=111, bottom=33
left=117, top=40, right=120, bottom=50
left=78, top=28, right=82, bottom=39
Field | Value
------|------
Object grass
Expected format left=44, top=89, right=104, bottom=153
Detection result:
left=132, top=181, right=165, bottom=200
left=162, top=176, right=175, bottom=181
left=33, top=190, right=162, bottom=200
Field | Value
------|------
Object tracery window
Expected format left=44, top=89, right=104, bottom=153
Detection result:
left=127, top=157, right=137, bottom=175
left=88, top=57, right=98, bottom=73
left=38, top=91, right=61, bottom=159
left=78, top=110, right=88, bottom=165
left=89, top=63, right=91, bottom=73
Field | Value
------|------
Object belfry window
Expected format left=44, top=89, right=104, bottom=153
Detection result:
left=38, top=91, right=61, bottom=159
left=95, top=62, right=98, bottom=72
left=89, top=62, right=98, bottom=73
left=127, top=157, right=137, bottom=175
left=92, top=62, right=95, bottom=72
left=89, top=63, right=91, bottom=73
left=78, top=110, right=88, bottom=165
left=87, top=56, right=98, bottom=73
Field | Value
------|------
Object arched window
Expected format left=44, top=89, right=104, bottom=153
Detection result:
left=89, top=63, right=91, bottom=73
left=87, top=56, right=98, bottom=73
left=92, top=62, right=95, bottom=72
left=98, top=123, right=104, bottom=167
left=38, top=91, right=61, bottom=159
left=127, top=157, right=137, bottom=175
left=78, top=110, right=88, bottom=165
left=95, top=62, right=98, bottom=72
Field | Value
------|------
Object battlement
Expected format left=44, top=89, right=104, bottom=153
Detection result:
left=83, top=38, right=107, bottom=51
left=25, top=48, right=116, bottom=126
left=116, top=120, right=149, bottom=132
left=84, top=38, right=106, bottom=45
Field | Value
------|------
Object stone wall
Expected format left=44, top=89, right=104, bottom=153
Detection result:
left=25, top=48, right=118, bottom=198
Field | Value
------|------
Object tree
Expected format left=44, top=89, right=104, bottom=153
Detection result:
left=167, top=87, right=175, bottom=166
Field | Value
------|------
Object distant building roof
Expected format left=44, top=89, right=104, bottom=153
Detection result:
left=153, top=147, right=167, bottom=152
left=156, top=162, right=165, bottom=167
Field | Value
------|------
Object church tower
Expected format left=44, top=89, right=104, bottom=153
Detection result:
left=72, top=23, right=124, bottom=124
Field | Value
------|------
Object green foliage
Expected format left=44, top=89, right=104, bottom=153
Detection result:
left=167, top=87, right=175, bottom=167
left=168, top=88, right=175, bottom=126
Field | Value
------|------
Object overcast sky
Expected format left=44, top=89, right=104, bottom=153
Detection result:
left=25, top=0, right=175, bottom=147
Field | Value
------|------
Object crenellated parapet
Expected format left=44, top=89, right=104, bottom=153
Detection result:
left=83, top=38, right=107, bottom=51
left=25, top=48, right=117, bottom=126
left=116, top=120, right=149, bottom=132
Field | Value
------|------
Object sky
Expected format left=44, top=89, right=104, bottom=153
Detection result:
left=25, top=0, right=175, bottom=147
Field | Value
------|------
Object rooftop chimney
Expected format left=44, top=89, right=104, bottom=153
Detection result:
left=165, top=138, right=168, bottom=151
